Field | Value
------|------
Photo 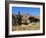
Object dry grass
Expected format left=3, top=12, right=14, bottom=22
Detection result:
left=12, top=23, right=40, bottom=31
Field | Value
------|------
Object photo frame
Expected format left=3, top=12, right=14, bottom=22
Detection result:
left=5, top=1, right=45, bottom=37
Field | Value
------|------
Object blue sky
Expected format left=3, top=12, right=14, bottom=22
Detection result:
left=12, top=7, right=40, bottom=16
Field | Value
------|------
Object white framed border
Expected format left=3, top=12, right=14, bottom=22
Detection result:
left=9, top=3, right=43, bottom=35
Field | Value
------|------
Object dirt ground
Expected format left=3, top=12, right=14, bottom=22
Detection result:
left=12, top=23, right=40, bottom=31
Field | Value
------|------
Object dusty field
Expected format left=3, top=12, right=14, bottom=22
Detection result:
left=12, top=23, right=40, bottom=31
